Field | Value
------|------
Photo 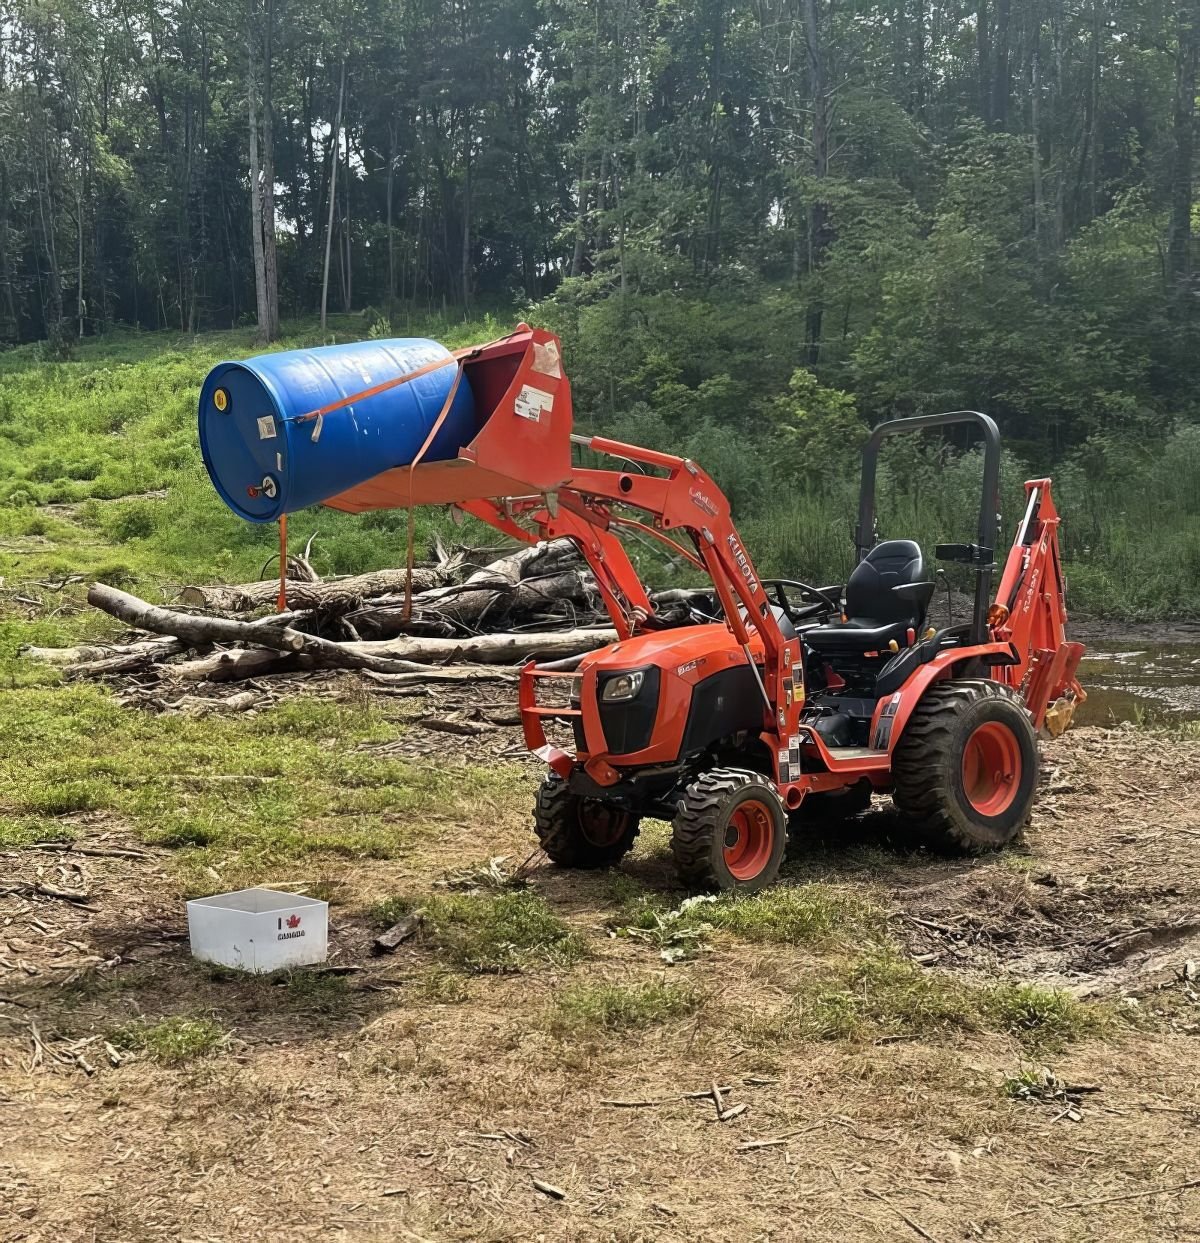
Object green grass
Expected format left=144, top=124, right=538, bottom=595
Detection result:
left=0, top=683, right=527, bottom=887
left=373, top=889, right=586, bottom=974
left=112, top=1015, right=228, bottom=1063
left=617, top=883, right=886, bottom=962
left=550, top=979, right=701, bottom=1033
left=749, top=950, right=1110, bottom=1052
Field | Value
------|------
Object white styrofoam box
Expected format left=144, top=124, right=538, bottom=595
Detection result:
left=187, top=887, right=328, bottom=973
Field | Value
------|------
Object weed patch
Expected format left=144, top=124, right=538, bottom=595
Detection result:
left=412, top=967, right=470, bottom=1004
left=396, top=890, right=586, bottom=973
left=743, top=951, right=1110, bottom=1051
left=550, top=979, right=701, bottom=1033
left=112, top=1015, right=227, bottom=1063
left=706, top=884, right=885, bottom=944
left=617, top=883, right=885, bottom=962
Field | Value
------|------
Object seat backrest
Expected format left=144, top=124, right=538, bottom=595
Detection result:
left=845, top=539, right=927, bottom=625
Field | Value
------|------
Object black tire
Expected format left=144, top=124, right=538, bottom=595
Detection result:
left=533, top=775, right=640, bottom=869
left=788, top=779, right=874, bottom=835
left=891, top=680, right=1039, bottom=851
left=671, top=769, right=787, bottom=892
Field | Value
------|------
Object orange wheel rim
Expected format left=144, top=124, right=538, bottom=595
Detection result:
left=961, top=721, right=1022, bottom=816
left=578, top=802, right=627, bottom=848
left=723, top=798, right=774, bottom=880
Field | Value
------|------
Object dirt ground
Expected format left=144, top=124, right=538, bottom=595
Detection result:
left=3, top=715, right=1200, bottom=1242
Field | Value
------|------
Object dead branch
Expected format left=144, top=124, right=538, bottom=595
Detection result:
left=64, top=639, right=191, bottom=680
left=88, top=583, right=308, bottom=652
left=361, top=666, right=519, bottom=688
left=23, top=636, right=183, bottom=667
left=171, top=648, right=310, bottom=682
left=373, top=910, right=424, bottom=954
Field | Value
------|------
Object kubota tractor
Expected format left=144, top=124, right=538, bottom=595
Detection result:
left=324, top=326, right=1085, bottom=892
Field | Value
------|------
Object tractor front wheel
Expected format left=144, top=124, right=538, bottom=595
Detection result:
left=671, top=769, right=787, bottom=892
left=533, top=775, right=640, bottom=869
left=891, top=680, right=1038, bottom=851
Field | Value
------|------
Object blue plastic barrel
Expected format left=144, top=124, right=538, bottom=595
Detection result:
left=198, top=338, right=476, bottom=523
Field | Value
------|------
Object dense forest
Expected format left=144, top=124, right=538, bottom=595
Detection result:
left=3, top=0, right=1200, bottom=613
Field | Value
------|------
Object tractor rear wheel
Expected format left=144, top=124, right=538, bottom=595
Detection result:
left=671, top=769, right=787, bottom=892
left=533, top=775, right=640, bottom=869
left=891, top=680, right=1038, bottom=851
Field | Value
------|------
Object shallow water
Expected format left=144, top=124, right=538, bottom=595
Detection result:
left=1074, top=641, right=1200, bottom=726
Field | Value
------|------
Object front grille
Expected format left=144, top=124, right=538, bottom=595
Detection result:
left=596, top=667, right=661, bottom=755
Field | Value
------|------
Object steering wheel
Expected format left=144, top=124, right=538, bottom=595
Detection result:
left=759, top=579, right=841, bottom=626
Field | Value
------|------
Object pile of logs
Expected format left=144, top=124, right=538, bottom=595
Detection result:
left=23, top=539, right=623, bottom=689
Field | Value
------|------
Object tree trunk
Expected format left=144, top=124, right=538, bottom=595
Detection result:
left=461, top=116, right=472, bottom=310
left=976, top=0, right=992, bottom=126
left=75, top=183, right=85, bottom=340
left=989, top=0, right=1011, bottom=129
left=320, top=60, right=346, bottom=333
left=247, top=11, right=269, bottom=343
left=802, top=0, right=829, bottom=365
left=613, top=162, right=628, bottom=296
left=36, top=127, right=64, bottom=348
left=1169, top=1, right=1198, bottom=312
left=342, top=127, right=352, bottom=311
left=0, top=158, right=18, bottom=338
left=260, top=0, right=280, bottom=340
left=570, top=155, right=589, bottom=278
left=387, top=119, right=397, bottom=313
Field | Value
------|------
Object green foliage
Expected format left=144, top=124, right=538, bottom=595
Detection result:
left=754, top=951, right=1110, bottom=1051
left=403, top=890, right=587, bottom=974
left=617, top=883, right=885, bottom=962
left=112, top=1015, right=227, bottom=1063
left=765, top=370, right=865, bottom=487
left=550, top=979, right=701, bottom=1033
left=704, top=884, right=885, bottom=945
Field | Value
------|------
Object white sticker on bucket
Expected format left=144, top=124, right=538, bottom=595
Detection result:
left=514, top=384, right=554, bottom=422
left=257, top=415, right=277, bottom=440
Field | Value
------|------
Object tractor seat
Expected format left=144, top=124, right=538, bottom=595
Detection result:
left=806, top=540, right=933, bottom=653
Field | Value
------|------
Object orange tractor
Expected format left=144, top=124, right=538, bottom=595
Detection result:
left=326, top=326, right=1085, bottom=892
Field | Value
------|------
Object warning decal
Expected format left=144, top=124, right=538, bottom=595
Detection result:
left=514, top=384, right=554, bottom=422
left=257, top=415, right=278, bottom=440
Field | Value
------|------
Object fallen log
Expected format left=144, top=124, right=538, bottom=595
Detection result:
left=23, top=636, right=183, bottom=666
left=88, top=583, right=308, bottom=652
left=86, top=582, right=616, bottom=679
left=361, top=666, right=519, bottom=688
left=169, top=691, right=261, bottom=715
left=64, top=639, right=191, bottom=680
left=350, top=569, right=595, bottom=637
left=177, top=566, right=453, bottom=612
left=339, top=627, right=616, bottom=666
left=171, top=648, right=311, bottom=682
left=407, top=539, right=583, bottom=628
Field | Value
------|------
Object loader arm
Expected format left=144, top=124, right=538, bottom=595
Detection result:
left=455, top=433, right=805, bottom=784
left=989, top=478, right=1086, bottom=732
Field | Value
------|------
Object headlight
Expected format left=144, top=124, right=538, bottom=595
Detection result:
left=568, top=673, right=583, bottom=703
left=601, top=670, right=645, bottom=701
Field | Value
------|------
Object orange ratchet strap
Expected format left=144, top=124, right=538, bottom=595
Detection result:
left=402, top=363, right=465, bottom=620
left=293, top=348, right=468, bottom=427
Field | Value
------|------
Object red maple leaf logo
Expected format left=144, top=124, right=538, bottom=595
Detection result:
left=286, top=914, right=301, bottom=929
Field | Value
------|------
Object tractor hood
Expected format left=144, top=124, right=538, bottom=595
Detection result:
left=577, top=622, right=762, bottom=679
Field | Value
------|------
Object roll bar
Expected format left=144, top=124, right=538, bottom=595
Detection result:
left=854, top=411, right=1002, bottom=646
